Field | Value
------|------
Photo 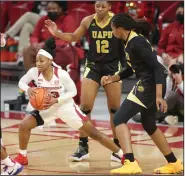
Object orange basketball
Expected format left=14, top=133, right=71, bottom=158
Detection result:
left=30, top=88, right=50, bottom=110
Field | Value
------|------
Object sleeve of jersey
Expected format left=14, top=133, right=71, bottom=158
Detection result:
left=118, top=65, right=134, bottom=80
left=57, top=70, right=77, bottom=104
left=132, top=37, right=165, bottom=84
left=18, top=68, right=38, bottom=92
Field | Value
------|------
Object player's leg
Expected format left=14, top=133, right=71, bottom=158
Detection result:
left=14, top=110, right=44, bottom=165
left=141, top=103, right=183, bottom=174
left=104, top=81, right=122, bottom=162
left=70, top=65, right=100, bottom=161
left=110, top=99, right=144, bottom=174
left=1, top=130, right=23, bottom=175
left=59, top=104, right=123, bottom=162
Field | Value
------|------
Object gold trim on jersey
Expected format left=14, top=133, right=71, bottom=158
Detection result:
left=83, top=67, right=91, bottom=78
left=127, top=81, right=147, bottom=109
left=125, top=31, right=138, bottom=48
left=94, top=12, right=114, bottom=29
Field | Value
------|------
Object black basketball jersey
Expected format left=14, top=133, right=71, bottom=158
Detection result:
left=87, top=12, right=123, bottom=63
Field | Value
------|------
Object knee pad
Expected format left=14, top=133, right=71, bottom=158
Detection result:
left=80, top=109, right=91, bottom=115
left=113, top=113, right=127, bottom=127
left=29, top=110, right=44, bottom=126
left=110, top=108, right=118, bottom=114
left=143, top=124, right=157, bottom=135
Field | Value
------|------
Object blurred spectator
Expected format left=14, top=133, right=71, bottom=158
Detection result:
left=157, top=3, right=184, bottom=60
left=22, top=1, right=83, bottom=105
left=4, top=2, right=47, bottom=55
left=157, top=56, right=184, bottom=125
left=0, top=2, right=34, bottom=33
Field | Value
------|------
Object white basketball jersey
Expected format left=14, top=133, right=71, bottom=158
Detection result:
left=36, top=67, right=64, bottom=98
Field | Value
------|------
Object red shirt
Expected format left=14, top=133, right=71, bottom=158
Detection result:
left=158, top=21, right=184, bottom=58
left=30, top=14, right=76, bottom=46
left=0, top=2, right=34, bottom=32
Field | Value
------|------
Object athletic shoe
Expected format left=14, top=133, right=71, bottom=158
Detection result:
left=14, top=153, right=28, bottom=165
left=110, top=159, right=142, bottom=174
left=154, top=159, right=183, bottom=174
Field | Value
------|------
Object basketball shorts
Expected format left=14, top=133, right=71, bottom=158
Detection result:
left=29, top=103, right=88, bottom=130
left=83, top=59, right=121, bottom=84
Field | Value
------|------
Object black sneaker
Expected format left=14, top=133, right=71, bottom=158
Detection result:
left=69, top=145, right=89, bottom=162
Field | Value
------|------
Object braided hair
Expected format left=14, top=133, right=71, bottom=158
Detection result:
left=111, top=13, right=151, bottom=37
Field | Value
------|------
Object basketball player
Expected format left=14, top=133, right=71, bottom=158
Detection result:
left=45, top=1, right=124, bottom=162
left=14, top=37, right=123, bottom=165
left=0, top=33, right=24, bottom=175
left=101, top=13, right=183, bottom=174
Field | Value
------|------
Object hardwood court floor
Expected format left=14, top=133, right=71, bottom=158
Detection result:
left=1, top=111, right=183, bottom=175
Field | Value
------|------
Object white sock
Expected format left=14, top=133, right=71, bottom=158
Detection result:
left=19, top=149, right=27, bottom=156
left=2, top=156, right=14, bottom=167
left=116, top=149, right=124, bottom=158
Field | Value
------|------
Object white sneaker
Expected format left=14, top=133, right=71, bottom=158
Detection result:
left=1, top=162, right=24, bottom=175
left=111, top=152, right=121, bottom=163
left=164, top=115, right=178, bottom=125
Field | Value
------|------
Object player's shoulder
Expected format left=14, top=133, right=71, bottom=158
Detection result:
left=57, top=68, right=70, bottom=78
left=28, top=67, right=38, bottom=74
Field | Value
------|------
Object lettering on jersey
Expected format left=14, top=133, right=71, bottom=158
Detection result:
left=54, top=80, right=59, bottom=85
left=92, top=31, right=112, bottom=39
left=37, top=86, right=62, bottom=90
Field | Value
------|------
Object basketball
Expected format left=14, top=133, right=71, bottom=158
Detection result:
left=29, top=88, right=51, bottom=110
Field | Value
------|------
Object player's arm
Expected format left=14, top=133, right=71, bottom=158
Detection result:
left=57, top=70, right=77, bottom=104
left=18, top=68, right=38, bottom=92
left=132, top=37, right=167, bottom=112
left=45, top=16, right=89, bottom=42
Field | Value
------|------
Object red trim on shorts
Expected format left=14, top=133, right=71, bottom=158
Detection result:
left=73, top=104, right=88, bottom=122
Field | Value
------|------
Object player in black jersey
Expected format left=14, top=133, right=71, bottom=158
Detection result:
left=45, top=1, right=124, bottom=162
left=101, top=13, right=183, bottom=175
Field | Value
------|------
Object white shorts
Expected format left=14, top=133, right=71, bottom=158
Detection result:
left=31, top=103, right=88, bottom=130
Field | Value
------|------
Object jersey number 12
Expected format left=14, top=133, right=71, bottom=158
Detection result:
left=96, top=40, right=109, bottom=53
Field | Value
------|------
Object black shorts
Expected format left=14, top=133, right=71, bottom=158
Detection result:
left=127, top=79, right=166, bottom=109
left=114, top=78, right=166, bottom=127
left=83, top=59, right=121, bottom=84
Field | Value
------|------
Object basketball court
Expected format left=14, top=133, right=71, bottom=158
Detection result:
left=1, top=110, right=183, bottom=175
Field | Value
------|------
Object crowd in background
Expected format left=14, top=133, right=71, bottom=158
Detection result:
left=0, top=1, right=184, bottom=125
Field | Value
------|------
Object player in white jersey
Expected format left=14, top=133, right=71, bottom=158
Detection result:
left=1, top=33, right=24, bottom=175
left=14, top=37, right=123, bottom=165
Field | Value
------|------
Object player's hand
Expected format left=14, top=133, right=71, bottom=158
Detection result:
left=27, top=88, right=37, bottom=98
left=42, top=97, right=58, bottom=110
left=101, top=75, right=113, bottom=86
left=156, top=97, right=168, bottom=113
left=45, top=19, right=58, bottom=37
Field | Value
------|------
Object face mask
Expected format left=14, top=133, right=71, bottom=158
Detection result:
left=48, top=12, right=59, bottom=21
left=176, top=14, right=184, bottom=24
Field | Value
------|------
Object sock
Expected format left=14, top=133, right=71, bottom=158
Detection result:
left=115, top=149, right=123, bottom=158
left=165, top=152, right=177, bottom=163
left=20, top=149, right=27, bottom=156
left=114, top=138, right=121, bottom=148
left=124, top=153, right=134, bottom=162
left=79, top=137, right=88, bottom=147
left=2, top=156, right=14, bottom=167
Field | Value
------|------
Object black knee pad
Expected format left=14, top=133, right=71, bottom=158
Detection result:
left=110, top=108, right=118, bottom=114
left=80, top=109, right=91, bottom=115
left=29, top=110, right=44, bottom=126
left=113, top=111, right=127, bottom=127
left=143, top=124, right=157, bottom=135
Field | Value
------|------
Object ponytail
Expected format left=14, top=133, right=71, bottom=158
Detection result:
left=111, top=13, right=151, bottom=37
